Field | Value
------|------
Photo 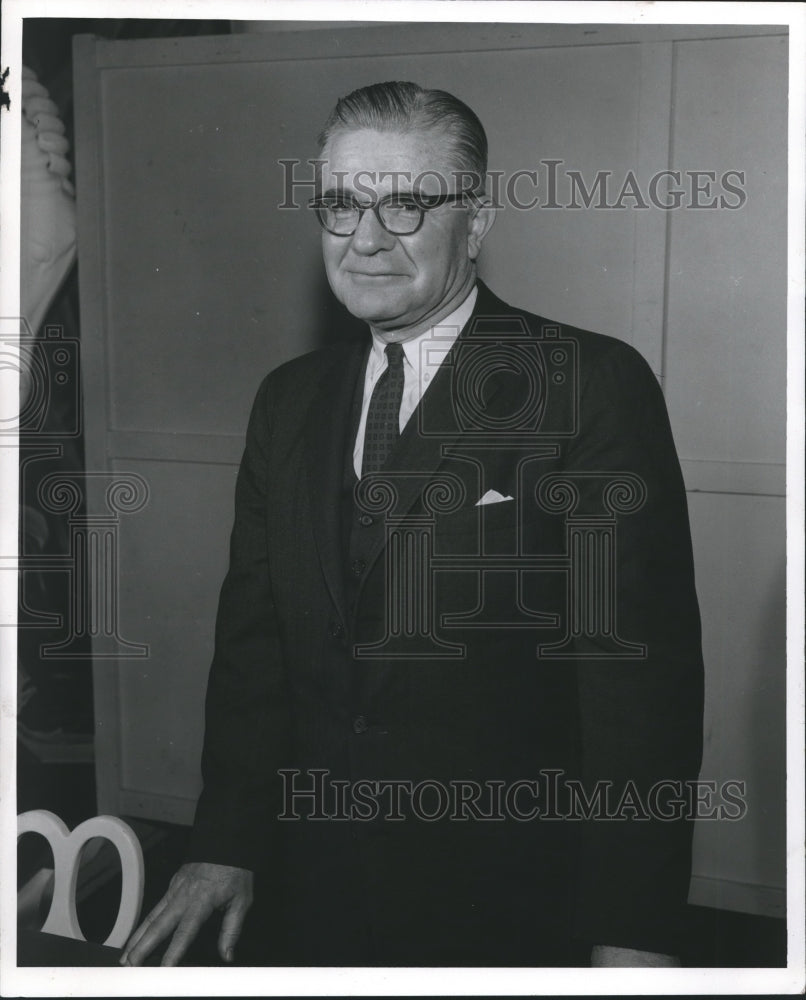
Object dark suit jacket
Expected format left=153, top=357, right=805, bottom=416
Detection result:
left=187, top=281, right=704, bottom=966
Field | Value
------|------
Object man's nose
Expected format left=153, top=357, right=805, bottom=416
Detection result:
left=349, top=206, right=396, bottom=254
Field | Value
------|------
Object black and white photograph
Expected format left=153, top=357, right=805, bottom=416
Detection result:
left=1, top=1, right=804, bottom=994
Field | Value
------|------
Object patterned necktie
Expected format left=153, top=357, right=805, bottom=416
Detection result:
left=362, top=342, right=405, bottom=476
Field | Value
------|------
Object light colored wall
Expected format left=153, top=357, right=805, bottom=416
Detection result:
left=664, top=34, right=787, bottom=918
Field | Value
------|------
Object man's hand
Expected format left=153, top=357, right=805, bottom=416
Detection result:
left=591, top=944, right=681, bottom=967
left=120, top=862, right=253, bottom=967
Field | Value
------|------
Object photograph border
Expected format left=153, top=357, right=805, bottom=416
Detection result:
left=1, top=1, right=803, bottom=995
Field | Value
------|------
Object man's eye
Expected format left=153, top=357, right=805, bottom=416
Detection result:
left=385, top=200, right=420, bottom=213
left=326, top=201, right=356, bottom=215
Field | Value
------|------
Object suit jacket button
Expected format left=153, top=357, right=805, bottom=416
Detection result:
left=351, top=559, right=366, bottom=576
left=352, top=715, right=369, bottom=735
left=328, top=620, right=344, bottom=639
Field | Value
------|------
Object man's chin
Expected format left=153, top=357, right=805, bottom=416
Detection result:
left=339, top=288, right=410, bottom=327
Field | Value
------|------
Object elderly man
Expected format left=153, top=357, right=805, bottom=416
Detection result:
left=123, top=81, right=703, bottom=968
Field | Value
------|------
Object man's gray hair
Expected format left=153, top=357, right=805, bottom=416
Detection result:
left=317, top=81, right=488, bottom=193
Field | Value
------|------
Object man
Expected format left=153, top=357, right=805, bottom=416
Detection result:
left=123, top=81, right=703, bottom=968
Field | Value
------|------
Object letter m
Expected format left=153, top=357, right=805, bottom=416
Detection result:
left=567, top=170, right=610, bottom=209
left=566, top=779, right=610, bottom=819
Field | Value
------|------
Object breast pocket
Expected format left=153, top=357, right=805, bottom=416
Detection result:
left=435, top=498, right=520, bottom=554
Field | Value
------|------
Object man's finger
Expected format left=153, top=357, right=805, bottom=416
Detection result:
left=217, top=894, right=252, bottom=962
left=124, top=904, right=187, bottom=967
left=127, top=887, right=216, bottom=967
left=160, top=911, right=208, bottom=967
left=120, top=894, right=171, bottom=963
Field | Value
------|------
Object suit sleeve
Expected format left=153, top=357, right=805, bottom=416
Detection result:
left=186, top=374, right=290, bottom=872
left=563, top=339, right=704, bottom=955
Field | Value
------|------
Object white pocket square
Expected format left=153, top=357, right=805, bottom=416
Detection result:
left=475, top=490, right=514, bottom=507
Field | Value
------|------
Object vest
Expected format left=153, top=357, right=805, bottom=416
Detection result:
left=341, top=348, right=374, bottom=623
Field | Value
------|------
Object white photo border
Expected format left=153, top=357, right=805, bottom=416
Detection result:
left=1, top=1, right=803, bottom=995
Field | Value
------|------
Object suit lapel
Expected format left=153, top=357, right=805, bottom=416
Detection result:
left=306, top=338, right=368, bottom=626
left=306, top=283, right=543, bottom=619
left=355, top=282, right=523, bottom=585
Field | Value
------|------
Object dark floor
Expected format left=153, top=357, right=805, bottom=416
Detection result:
left=17, top=754, right=788, bottom=968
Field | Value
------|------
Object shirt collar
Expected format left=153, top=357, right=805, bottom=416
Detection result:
left=368, top=285, right=478, bottom=377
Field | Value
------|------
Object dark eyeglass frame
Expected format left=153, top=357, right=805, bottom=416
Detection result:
left=309, top=191, right=474, bottom=236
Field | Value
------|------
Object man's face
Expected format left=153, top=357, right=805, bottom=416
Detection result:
left=319, top=128, right=490, bottom=340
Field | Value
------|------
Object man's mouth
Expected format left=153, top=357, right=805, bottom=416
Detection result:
left=348, top=271, right=406, bottom=281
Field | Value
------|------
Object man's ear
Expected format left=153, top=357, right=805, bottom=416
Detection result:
left=467, top=200, right=497, bottom=261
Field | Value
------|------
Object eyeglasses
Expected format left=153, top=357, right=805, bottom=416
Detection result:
left=309, top=192, right=471, bottom=236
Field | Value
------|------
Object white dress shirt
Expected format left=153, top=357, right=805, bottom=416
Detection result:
left=353, top=285, right=478, bottom=478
